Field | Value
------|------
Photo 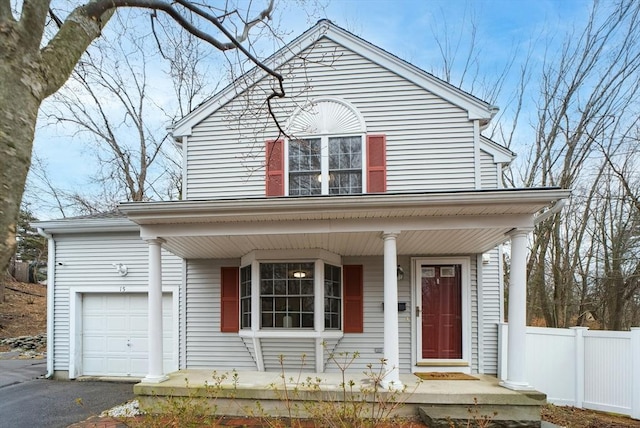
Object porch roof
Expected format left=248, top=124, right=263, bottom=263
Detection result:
left=118, top=188, right=569, bottom=259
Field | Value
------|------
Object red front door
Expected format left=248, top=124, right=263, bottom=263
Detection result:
left=421, top=265, right=462, bottom=359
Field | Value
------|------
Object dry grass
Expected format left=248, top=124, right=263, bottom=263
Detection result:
left=543, top=404, right=640, bottom=427
left=0, top=280, right=47, bottom=351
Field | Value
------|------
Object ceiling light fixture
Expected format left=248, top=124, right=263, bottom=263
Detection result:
left=293, top=271, right=306, bottom=278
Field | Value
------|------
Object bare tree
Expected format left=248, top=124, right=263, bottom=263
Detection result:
left=0, top=0, right=285, bottom=274
left=427, top=0, right=640, bottom=328
left=25, top=156, right=75, bottom=218
left=522, top=0, right=640, bottom=327
left=585, top=128, right=640, bottom=329
left=46, top=29, right=178, bottom=206
left=589, top=166, right=640, bottom=329
left=428, top=5, right=515, bottom=105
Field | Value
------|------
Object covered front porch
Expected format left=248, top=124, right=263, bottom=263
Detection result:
left=133, top=369, right=546, bottom=426
left=119, top=189, right=569, bottom=395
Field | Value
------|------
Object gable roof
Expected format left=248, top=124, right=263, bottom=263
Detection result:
left=480, top=135, right=516, bottom=164
left=171, top=19, right=497, bottom=138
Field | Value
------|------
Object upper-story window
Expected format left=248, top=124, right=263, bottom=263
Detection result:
left=289, top=136, right=362, bottom=195
left=265, top=98, right=386, bottom=197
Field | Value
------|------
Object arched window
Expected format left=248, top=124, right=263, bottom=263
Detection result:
left=287, top=98, right=366, bottom=196
left=265, top=98, right=386, bottom=197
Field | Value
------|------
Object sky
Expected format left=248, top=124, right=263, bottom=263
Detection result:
left=28, top=0, right=594, bottom=219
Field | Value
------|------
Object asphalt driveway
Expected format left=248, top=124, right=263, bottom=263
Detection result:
left=0, top=357, right=135, bottom=428
left=0, top=354, right=46, bottom=387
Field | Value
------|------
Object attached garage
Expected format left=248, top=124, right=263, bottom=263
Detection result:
left=81, top=293, right=175, bottom=377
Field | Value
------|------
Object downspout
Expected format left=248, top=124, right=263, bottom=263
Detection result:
left=534, top=198, right=568, bottom=225
left=37, top=227, right=55, bottom=379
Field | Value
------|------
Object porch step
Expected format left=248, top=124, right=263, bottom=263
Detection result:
left=418, top=404, right=541, bottom=428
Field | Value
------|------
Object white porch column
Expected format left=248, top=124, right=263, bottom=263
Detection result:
left=381, top=232, right=403, bottom=390
left=144, top=238, right=168, bottom=383
left=501, top=229, right=533, bottom=390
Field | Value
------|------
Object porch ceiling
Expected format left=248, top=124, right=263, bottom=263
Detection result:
left=161, top=228, right=511, bottom=259
left=119, top=189, right=570, bottom=259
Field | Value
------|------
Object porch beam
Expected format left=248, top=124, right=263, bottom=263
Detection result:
left=500, top=229, right=533, bottom=390
left=144, top=238, right=168, bottom=383
left=120, top=188, right=571, bottom=219
left=140, top=214, right=534, bottom=238
left=381, top=232, right=403, bottom=390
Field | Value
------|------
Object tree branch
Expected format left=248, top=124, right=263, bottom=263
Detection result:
left=600, top=144, right=640, bottom=214
left=18, top=0, right=51, bottom=51
left=171, top=0, right=286, bottom=136
left=0, top=0, right=14, bottom=23
left=48, top=7, right=63, bottom=28
left=39, top=5, right=115, bottom=99
left=44, top=0, right=285, bottom=131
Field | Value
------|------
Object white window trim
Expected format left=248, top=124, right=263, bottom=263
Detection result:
left=239, top=249, right=344, bottom=334
left=284, top=132, right=367, bottom=196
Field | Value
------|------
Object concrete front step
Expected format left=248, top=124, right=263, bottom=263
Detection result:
left=135, top=370, right=546, bottom=424
left=419, top=404, right=541, bottom=428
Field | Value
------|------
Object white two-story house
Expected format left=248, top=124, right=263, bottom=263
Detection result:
left=37, top=20, right=568, bottom=391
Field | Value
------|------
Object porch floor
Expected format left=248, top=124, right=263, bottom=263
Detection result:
left=134, top=370, right=546, bottom=425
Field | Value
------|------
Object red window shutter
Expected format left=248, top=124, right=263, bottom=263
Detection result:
left=266, top=139, right=284, bottom=197
left=366, top=134, right=387, bottom=193
left=343, top=265, right=364, bottom=333
left=220, top=267, right=239, bottom=332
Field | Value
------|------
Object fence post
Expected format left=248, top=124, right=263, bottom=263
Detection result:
left=631, top=328, right=640, bottom=420
left=571, top=327, right=588, bottom=408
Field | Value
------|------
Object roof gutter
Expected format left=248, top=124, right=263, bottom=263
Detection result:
left=37, top=227, right=55, bottom=379
left=534, top=198, right=568, bottom=225
left=34, top=218, right=139, bottom=234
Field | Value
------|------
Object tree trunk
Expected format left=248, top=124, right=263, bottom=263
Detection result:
left=0, top=60, right=41, bottom=275
left=0, top=1, right=116, bottom=274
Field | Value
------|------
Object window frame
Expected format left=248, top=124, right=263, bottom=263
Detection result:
left=259, top=262, right=316, bottom=329
left=240, top=265, right=252, bottom=329
left=239, top=250, right=343, bottom=333
left=284, top=133, right=367, bottom=196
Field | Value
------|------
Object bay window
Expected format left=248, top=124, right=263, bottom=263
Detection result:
left=238, top=252, right=343, bottom=331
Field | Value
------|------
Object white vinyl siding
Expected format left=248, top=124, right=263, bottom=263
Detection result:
left=52, top=232, right=181, bottom=373
left=177, top=254, right=485, bottom=374
left=261, top=339, right=316, bottom=372
left=185, top=38, right=476, bottom=199
left=480, top=149, right=499, bottom=188
left=470, top=256, right=479, bottom=372
left=479, top=247, right=502, bottom=374
left=184, top=259, right=256, bottom=370
left=327, top=256, right=413, bottom=374
left=327, top=255, right=478, bottom=374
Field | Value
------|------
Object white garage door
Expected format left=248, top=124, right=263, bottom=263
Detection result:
left=82, top=293, right=174, bottom=377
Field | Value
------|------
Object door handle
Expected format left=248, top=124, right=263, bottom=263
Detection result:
left=416, top=306, right=421, bottom=317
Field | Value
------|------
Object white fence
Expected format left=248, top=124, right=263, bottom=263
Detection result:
left=498, top=325, right=640, bottom=419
